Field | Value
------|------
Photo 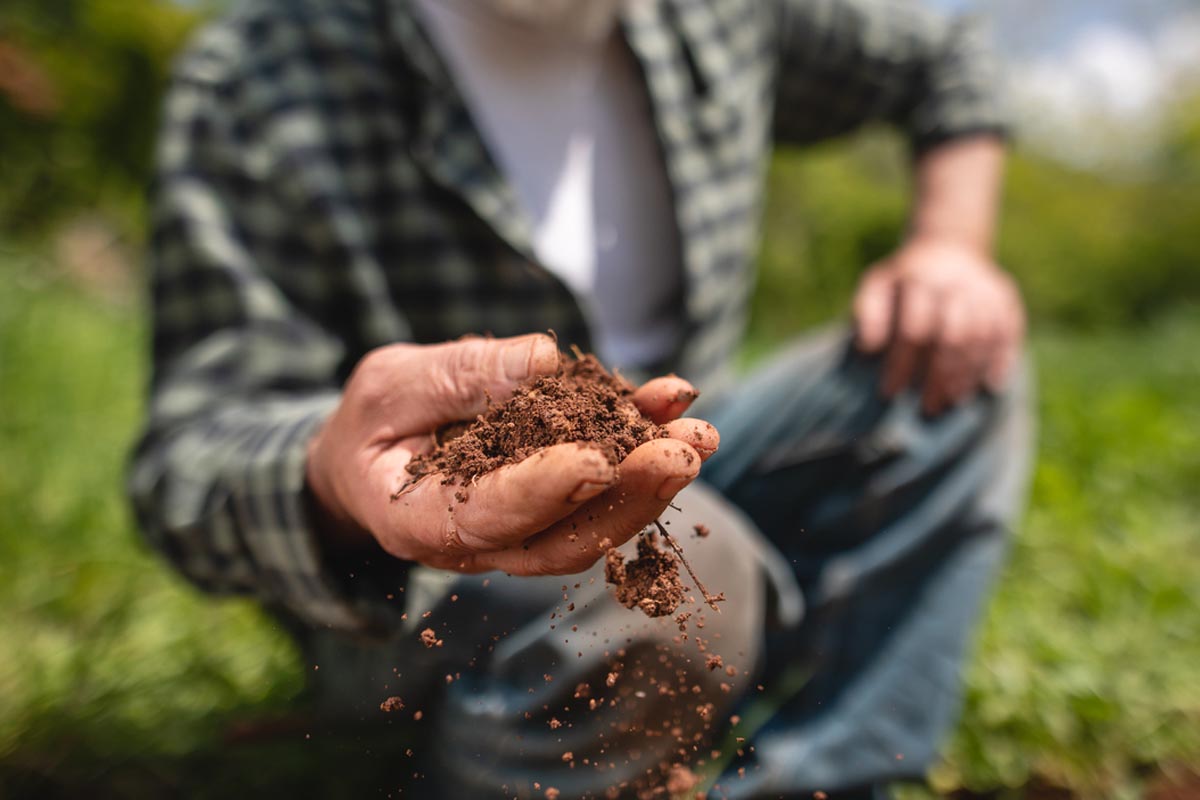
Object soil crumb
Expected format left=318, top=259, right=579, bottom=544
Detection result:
left=379, top=696, right=404, bottom=713
left=406, top=353, right=663, bottom=485
left=693, top=523, right=710, bottom=538
left=420, top=627, right=443, bottom=648
left=604, top=532, right=685, bottom=618
left=666, top=764, right=699, bottom=795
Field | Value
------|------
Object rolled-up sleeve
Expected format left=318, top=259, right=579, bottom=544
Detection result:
left=128, top=26, right=405, bottom=636
left=771, top=0, right=1008, bottom=151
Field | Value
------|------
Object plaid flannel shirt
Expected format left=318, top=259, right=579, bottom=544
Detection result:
left=129, top=0, right=1006, bottom=635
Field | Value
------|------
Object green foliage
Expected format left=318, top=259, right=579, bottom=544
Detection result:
left=0, top=0, right=201, bottom=237
left=0, top=246, right=302, bottom=772
left=750, top=133, right=909, bottom=345
left=939, top=313, right=1200, bottom=797
left=1000, top=156, right=1200, bottom=328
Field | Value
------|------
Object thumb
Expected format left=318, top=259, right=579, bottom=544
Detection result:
left=398, top=333, right=561, bottom=431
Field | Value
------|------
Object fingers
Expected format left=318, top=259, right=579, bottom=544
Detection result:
left=882, top=281, right=939, bottom=397
left=385, top=441, right=617, bottom=558
left=632, top=376, right=700, bottom=424
left=924, top=275, right=1026, bottom=412
left=921, top=297, right=982, bottom=415
left=985, top=337, right=1019, bottom=392
left=853, top=266, right=897, bottom=353
left=469, top=437, right=703, bottom=576
left=859, top=243, right=1026, bottom=413
left=362, top=333, right=560, bottom=433
left=660, top=418, right=719, bottom=461
left=985, top=282, right=1026, bottom=392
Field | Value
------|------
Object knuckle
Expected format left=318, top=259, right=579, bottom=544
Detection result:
left=348, top=349, right=392, bottom=406
left=426, top=343, right=489, bottom=412
left=897, top=312, right=932, bottom=342
left=444, top=512, right=495, bottom=554
left=350, top=344, right=418, bottom=408
left=517, top=547, right=557, bottom=577
left=939, top=325, right=969, bottom=348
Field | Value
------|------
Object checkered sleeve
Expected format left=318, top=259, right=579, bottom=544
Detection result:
left=771, top=0, right=1008, bottom=151
left=127, top=26, right=404, bottom=636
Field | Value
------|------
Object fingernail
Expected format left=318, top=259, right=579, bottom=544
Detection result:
left=505, top=335, right=558, bottom=381
left=568, top=480, right=611, bottom=504
left=657, top=474, right=694, bottom=501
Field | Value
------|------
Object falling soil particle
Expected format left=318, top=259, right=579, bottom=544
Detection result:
left=406, top=352, right=663, bottom=485
left=604, top=532, right=685, bottom=618
left=666, top=764, right=699, bottom=795
left=545, top=789, right=561, bottom=800
left=705, top=654, right=724, bottom=671
left=693, top=523, right=710, bottom=538
left=379, top=696, right=404, bottom=713
left=420, top=627, right=443, bottom=648
left=548, top=718, right=563, bottom=729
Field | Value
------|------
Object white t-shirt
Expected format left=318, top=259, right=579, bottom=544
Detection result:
left=413, top=0, right=684, bottom=370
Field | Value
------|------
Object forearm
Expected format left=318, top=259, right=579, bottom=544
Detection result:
left=908, top=135, right=1006, bottom=255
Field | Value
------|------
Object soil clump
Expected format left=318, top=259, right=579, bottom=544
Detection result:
left=604, top=531, right=685, bottom=618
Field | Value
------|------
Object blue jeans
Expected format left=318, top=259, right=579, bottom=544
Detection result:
left=695, top=327, right=1033, bottom=796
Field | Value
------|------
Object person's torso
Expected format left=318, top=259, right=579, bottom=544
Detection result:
left=204, top=0, right=778, bottom=386
left=413, top=0, right=685, bottom=371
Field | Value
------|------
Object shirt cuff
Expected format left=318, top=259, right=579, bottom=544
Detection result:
left=907, top=16, right=1010, bottom=154
left=227, top=401, right=407, bottom=636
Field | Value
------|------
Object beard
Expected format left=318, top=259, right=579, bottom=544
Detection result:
left=479, top=0, right=631, bottom=42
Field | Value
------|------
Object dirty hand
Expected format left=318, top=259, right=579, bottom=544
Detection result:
left=853, top=236, right=1025, bottom=415
left=305, top=333, right=717, bottom=575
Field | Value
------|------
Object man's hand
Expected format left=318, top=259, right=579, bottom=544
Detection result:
left=853, top=236, right=1025, bottom=415
left=305, top=333, right=718, bottom=576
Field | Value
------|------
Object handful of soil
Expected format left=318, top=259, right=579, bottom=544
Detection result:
left=404, top=350, right=721, bottom=617
left=406, top=351, right=663, bottom=484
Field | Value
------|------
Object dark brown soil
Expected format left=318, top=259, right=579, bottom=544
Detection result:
left=406, top=352, right=664, bottom=485
left=378, top=696, right=404, bottom=713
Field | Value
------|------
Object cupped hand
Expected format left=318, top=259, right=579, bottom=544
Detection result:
left=853, top=237, right=1025, bottom=415
left=305, top=334, right=717, bottom=576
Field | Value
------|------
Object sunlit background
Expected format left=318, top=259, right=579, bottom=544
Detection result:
left=1, top=1, right=1197, bottom=797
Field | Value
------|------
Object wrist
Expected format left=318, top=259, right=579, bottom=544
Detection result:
left=902, top=230, right=992, bottom=258
left=304, top=433, right=375, bottom=554
left=909, top=135, right=1004, bottom=257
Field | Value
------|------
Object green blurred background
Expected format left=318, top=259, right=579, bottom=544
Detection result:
left=0, top=1, right=1197, bottom=798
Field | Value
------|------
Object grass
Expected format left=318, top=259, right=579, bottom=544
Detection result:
left=0, top=245, right=302, bottom=787
left=1, top=237, right=1198, bottom=797
left=941, top=312, right=1200, bottom=798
